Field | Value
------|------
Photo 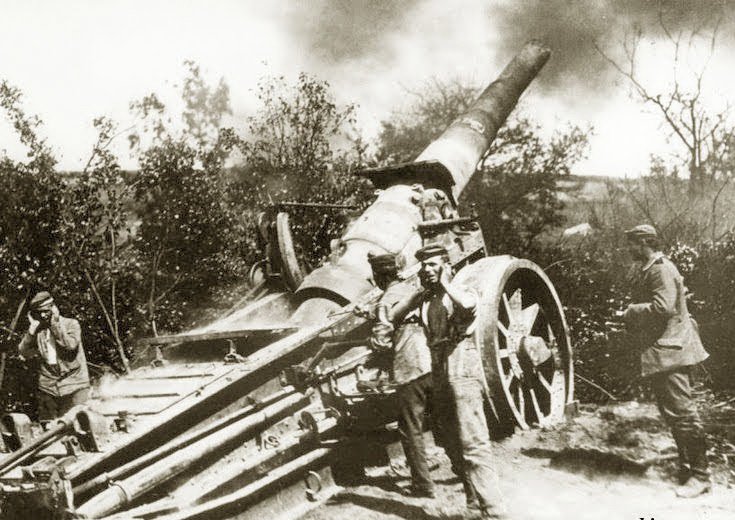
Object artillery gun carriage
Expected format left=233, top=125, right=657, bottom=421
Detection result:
left=0, top=41, right=574, bottom=520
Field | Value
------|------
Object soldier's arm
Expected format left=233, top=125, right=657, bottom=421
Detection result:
left=389, top=289, right=423, bottom=324
left=369, top=302, right=395, bottom=351
left=49, top=318, right=82, bottom=354
left=444, top=283, right=476, bottom=313
left=439, top=266, right=475, bottom=312
left=623, top=264, right=677, bottom=322
left=18, top=333, right=38, bottom=359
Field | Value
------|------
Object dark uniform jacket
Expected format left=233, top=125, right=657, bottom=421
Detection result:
left=417, top=285, right=484, bottom=384
left=371, top=281, right=431, bottom=385
left=623, top=253, right=708, bottom=377
left=19, top=316, right=90, bottom=396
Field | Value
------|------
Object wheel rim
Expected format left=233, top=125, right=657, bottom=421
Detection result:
left=464, top=257, right=573, bottom=430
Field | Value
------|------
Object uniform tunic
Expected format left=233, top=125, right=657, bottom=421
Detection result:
left=371, top=280, right=431, bottom=385
left=623, top=253, right=709, bottom=479
left=19, top=316, right=90, bottom=419
left=417, top=285, right=503, bottom=515
left=623, top=253, right=708, bottom=377
left=371, top=280, right=434, bottom=492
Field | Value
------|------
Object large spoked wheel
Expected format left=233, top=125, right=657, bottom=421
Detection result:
left=454, top=256, right=573, bottom=430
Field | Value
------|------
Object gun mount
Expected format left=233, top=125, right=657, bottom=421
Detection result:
left=0, top=41, right=574, bottom=520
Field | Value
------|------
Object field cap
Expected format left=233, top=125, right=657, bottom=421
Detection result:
left=30, top=291, right=54, bottom=310
left=367, top=252, right=398, bottom=275
left=624, top=224, right=658, bottom=240
left=415, top=243, right=448, bottom=261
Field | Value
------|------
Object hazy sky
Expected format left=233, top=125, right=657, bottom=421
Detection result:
left=1, top=0, right=734, bottom=176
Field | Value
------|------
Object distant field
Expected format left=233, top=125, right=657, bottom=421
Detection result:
left=558, top=174, right=621, bottom=202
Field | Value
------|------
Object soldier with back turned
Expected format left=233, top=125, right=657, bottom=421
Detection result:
left=620, top=224, right=710, bottom=498
left=364, top=252, right=436, bottom=498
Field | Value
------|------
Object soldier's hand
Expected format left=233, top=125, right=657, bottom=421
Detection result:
left=50, top=305, right=60, bottom=323
left=439, top=264, right=452, bottom=288
left=369, top=342, right=392, bottom=355
left=27, top=311, right=40, bottom=335
left=353, top=304, right=372, bottom=319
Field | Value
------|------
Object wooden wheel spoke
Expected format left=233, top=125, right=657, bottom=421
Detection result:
left=528, top=387, right=544, bottom=419
left=501, top=372, right=514, bottom=388
left=497, top=321, right=509, bottom=337
left=502, top=293, right=512, bottom=320
left=537, top=372, right=553, bottom=393
left=520, top=303, right=540, bottom=334
left=508, top=289, right=522, bottom=314
left=546, top=323, right=557, bottom=346
left=515, top=384, right=525, bottom=413
left=498, top=348, right=510, bottom=359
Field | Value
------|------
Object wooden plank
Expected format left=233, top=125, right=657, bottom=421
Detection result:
left=138, top=326, right=298, bottom=346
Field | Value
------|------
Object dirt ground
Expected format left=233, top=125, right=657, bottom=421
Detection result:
left=303, top=402, right=735, bottom=520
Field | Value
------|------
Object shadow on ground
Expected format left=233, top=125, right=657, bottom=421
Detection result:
left=327, top=492, right=465, bottom=520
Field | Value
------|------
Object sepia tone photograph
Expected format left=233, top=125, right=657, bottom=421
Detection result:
left=0, top=1, right=733, bottom=519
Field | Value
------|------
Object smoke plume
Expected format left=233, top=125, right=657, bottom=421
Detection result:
left=283, top=0, right=422, bottom=63
left=489, top=0, right=733, bottom=92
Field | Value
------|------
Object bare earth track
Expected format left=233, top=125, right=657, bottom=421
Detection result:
left=304, top=402, right=734, bottom=520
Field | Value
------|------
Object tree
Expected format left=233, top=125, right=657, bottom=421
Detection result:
left=596, top=11, right=734, bottom=196
left=0, top=81, right=63, bottom=306
left=376, top=78, right=478, bottom=164
left=54, top=117, right=135, bottom=371
left=130, top=62, right=244, bottom=335
left=466, top=119, right=590, bottom=256
left=237, top=72, right=372, bottom=269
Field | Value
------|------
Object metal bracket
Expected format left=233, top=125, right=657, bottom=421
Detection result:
left=61, top=435, right=81, bottom=457
left=304, top=470, right=323, bottom=501
left=417, top=216, right=478, bottom=233
left=150, top=345, right=167, bottom=368
left=113, top=411, right=130, bottom=433
left=298, top=411, right=319, bottom=435
left=1, top=413, right=33, bottom=452
left=73, top=408, right=103, bottom=452
left=224, top=340, right=246, bottom=364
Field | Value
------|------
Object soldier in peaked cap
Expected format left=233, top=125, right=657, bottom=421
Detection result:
left=620, top=224, right=711, bottom=498
left=364, top=252, right=435, bottom=497
left=18, top=291, right=90, bottom=420
left=392, top=244, right=505, bottom=519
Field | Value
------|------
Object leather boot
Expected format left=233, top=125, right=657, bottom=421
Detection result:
left=675, top=476, right=711, bottom=498
left=671, top=430, right=691, bottom=484
left=464, top=477, right=479, bottom=510
left=675, top=432, right=710, bottom=498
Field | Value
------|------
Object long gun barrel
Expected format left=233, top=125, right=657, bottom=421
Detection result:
left=291, top=41, right=551, bottom=322
left=417, top=40, right=551, bottom=199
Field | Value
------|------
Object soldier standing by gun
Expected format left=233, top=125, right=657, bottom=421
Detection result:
left=359, top=252, right=436, bottom=498
left=617, top=225, right=711, bottom=498
left=393, top=244, right=504, bottom=519
left=18, top=291, right=90, bottom=420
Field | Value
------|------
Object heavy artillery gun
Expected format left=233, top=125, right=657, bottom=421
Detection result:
left=0, top=41, right=574, bottom=519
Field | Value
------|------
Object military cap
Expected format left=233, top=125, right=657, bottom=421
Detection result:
left=415, top=243, right=448, bottom=261
left=367, top=252, right=398, bottom=274
left=624, top=224, right=658, bottom=240
left=29, top=291, right=54, bottom=310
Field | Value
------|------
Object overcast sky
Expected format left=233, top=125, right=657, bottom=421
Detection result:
left=1, top=0, right=734, bottom=176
